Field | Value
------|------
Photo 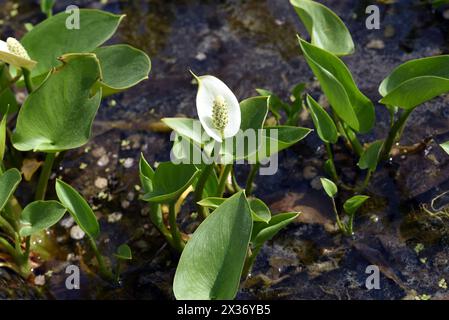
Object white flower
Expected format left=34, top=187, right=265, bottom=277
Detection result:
left=0, top=37, right=36, bottom=70
left=193, top=74, right=241, bottom=142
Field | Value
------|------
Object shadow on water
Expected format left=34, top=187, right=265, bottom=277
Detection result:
left=1, top=0, right=449, bottom=299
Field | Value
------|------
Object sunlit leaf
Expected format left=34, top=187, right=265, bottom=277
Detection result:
left=55, top=179, right=100, bottom=239
left=343, top=195, right=369, bottom=216
left=321, top=177, right=337, bottom=198
left=306, top=94, right=338, bottom=144
left=0, top=169, right=21, bottom=211
left=174, top=191, right=252, bottom=300
left=291, top=0, right=354, bottom=56
left=299, top=38, right=374, bottom=133
left=358, top=140, right=383, bottom=171
left=12, top=53, right=101, bottom=152
left=251, top=212, right=299, bottom=246
left=441, top=141, right=449, bottom=155
left=94, top=45, right=151, bottom=96
left=19, top=201, right=66, bottom=237
left=143, top=163, right=200, bottom=203
left=379, top=55, right=449, bottom=109
left=197, top=197, right=225, bottom=209
left=22, top=9, right=124, bottom=78
left=249, top=198, right=271, bottom=223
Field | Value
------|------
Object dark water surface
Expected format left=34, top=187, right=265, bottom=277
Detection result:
left=1, top=0, right=449, bottom=299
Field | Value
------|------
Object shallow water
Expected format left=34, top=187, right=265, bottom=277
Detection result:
left=1, top=0, right=449, bottom=299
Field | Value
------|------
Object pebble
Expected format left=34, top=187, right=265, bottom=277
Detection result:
left=195, top=52, right=207, bottom=61
left=444, top=9, right=449, bottom=20
left=108, top=212, right=123, bottom=223
left=97, top=154, right=110, bottom=167
left=384, top=25, right=395, bottom=38
left=135, top=240, right=149, bottom=250
left=60, top=216, right=75, bottom=229
left=366, top=39, right=385, bottom=50
left=127, top=192, right=135, bottom=201
left=303, top=166, right=318, bottom=180
left=121, top=200, right=130, bottom=209
left=70, top=225, right=85, bottom=240
left=66, top=253, right=79, bottom=262
left=318, top=95, right=329, bottom=108
left=92, top=146, right=106, bottom=158
left=94, top=177, right=108, bottom=189
left=34, top=275, right=46, bottom=286
left=310, top=176, right=323, bottom=190
left=122, top=157, right=134, bottom=168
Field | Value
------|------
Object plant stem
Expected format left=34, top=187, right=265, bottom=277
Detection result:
left=242, top=245, right=262, bottom=279
left=0, top=236, right=18, bottom=260
left=380, top=108, right=413, bottom=161
left=194, top=163, right=214, bottom=218
left=347, top=214, right=355, bottom=236
left=22, top=68, right=34, bottom=94
left=88, top=237, right=113, bottom=281
left=168, top=202, right=184, bottom=252
left=23, top=236, right=31, bottom=261
left=231, top=167, right=243, bottom=193
left=35, top=152, right=56, bottom=201
left=245, top=163, right=260, bottom=197
left=324, top=142, right=339, bottom=182
left=217, top=164, right=232, bottom=197
left=114, top=261, right=122, bottom=284
left=331, top=197, right=345, bottom=234
left=342, top=124, right=363, bottom=156
left=0, top=214, right=16, bottom=238
left=356, top=170, right=373, bottom=193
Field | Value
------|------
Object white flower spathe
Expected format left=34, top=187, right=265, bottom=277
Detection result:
left=194, top=74, right=241, bottom=142
left=0, top=37, right=36, bottom=70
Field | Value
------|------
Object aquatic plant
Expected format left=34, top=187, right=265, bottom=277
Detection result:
left=0, top=6, right=150, bottom=281
left=140, top=74, right=310, bottom=299
left=274, top=0, right=449, bottom=234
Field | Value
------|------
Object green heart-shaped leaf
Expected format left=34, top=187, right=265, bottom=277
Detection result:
left=94, top=45, right=151, bottom=96
left=251, top=212, right=299, bottom=246
left=290, top=0, right=354, bottom=56
left=358, top=140, right=383, bottom=171
left=21, top=9, right=124, bottom=78
left=12, top=53, right=101, bottom=152
left=299, top=38, right=374, bottom=133
left=343, top=195, right=369, bottom=216
left=379, top=56, right=449, bottom=109
left=173, top=191, right=252, bottom=300
left=55, top=179, right=100, bottom=239
left=143, top=163, right=200, bottom=203
left=249, top=198, right=271, bottom=223
left=114, top=244, right=132, bottom=260
left=0, top=169, right=21, bottom=211
left=19, top=201, right=66, bottom=237
left=306, top=94, right=338, bottom=144
left=321, top=177, right=337, bottom=198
